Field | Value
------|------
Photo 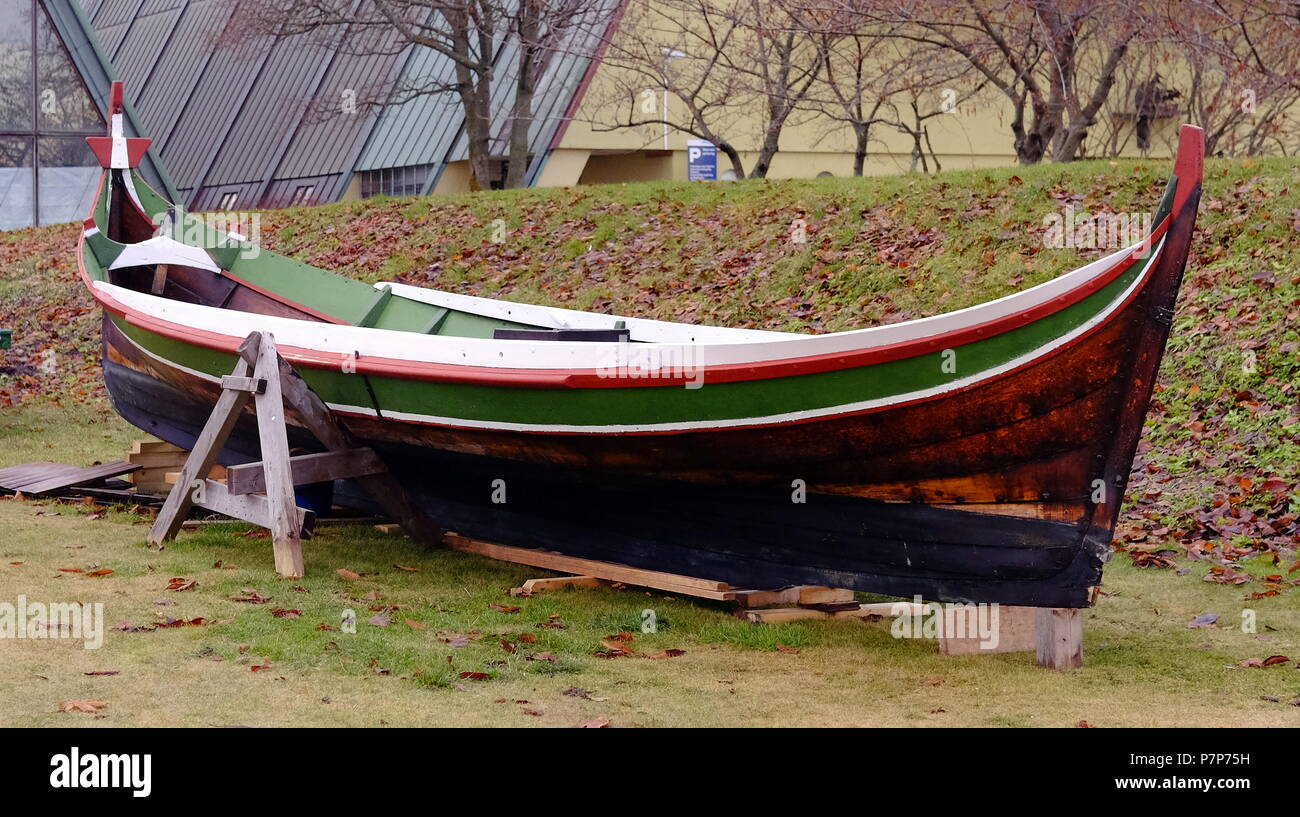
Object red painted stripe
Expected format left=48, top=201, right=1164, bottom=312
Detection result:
left=328, top=248, right=1166, bottom=436
left=85, top=216, right=1167, bottom=389
left=1172, top=125, right=1204, bottom=216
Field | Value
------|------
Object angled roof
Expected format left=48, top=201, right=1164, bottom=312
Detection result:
left=81, top=0, right=621, bottom=207
left=45, top=0, right=177, bottom=199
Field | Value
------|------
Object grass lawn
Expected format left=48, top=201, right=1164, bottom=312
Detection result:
left=0, top=402, right=1296, bottom=728
left=1, top=157, right=1296, bottom=727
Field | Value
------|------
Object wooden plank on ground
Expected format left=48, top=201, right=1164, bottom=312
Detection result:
left=0, top=461, right=141, bottom=495
left=519, top=576, right=605, bottom=592
left=225, top=448, right=387, bottom=495
left=445, top=533, right=734, bottom=598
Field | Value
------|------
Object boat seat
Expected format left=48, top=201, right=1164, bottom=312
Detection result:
left=355, top=285, right=394, bottom=328
left=492, top=327, right=632, bottom=342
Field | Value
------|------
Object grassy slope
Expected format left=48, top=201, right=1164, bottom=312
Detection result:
left=0, top=158, right=1297, bottom=727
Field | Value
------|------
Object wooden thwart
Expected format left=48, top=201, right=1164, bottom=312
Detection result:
left=148, top=331, right=441, bottom=578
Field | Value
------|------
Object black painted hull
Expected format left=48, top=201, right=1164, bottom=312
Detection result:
left=105, top=356, right=1105, bottom=606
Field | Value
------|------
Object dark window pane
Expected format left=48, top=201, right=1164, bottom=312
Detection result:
left=36, top=0, right=103, bottom=132
left=0, top=0, right=34, bottom=131
left=38, top=136, right=97, bottom=225
left=0, top=135, right=34, bottom=230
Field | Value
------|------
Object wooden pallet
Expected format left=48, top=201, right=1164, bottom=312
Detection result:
left=445, top=532, right=1080, bottom=668
left=127, top=439, right=226, bottom=494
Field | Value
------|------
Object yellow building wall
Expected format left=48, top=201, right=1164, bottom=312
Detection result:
left=554, top=23, right=1198, bottom=186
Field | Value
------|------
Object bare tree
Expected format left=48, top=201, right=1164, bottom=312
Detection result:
left=1166, top=0, right=1300, bottom=156
left=238, top=0, right=602, bottom=190
left=744, top=0, right=827, bottom=177
left=585, top=0, right=826, bottom=179
left=850, top=0, right=1149, bottom=164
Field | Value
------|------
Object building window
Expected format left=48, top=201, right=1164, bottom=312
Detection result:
left=358, top=164, right=433, bottom=198
left=217, top=191, right=238, bottom=210
left=289, top=184, right=315, bottom=206
left=0, top=0, right=106, bottom=230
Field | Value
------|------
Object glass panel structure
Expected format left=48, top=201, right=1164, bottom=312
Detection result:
left=37, top=4, right=103, bottom=132
left=0, top=135, right=34, bottom=231
left=0, top=2, right=33, bottom=132
left=38, top=136, right=98, bottom=225
left=0, top=1, right=106, bottom=230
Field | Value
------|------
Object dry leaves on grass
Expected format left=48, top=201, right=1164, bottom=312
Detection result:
left=1128, top=549, right=1178, bottom=569
left=229, top=590, right=271, bottom=604
left=594, top=632, right=685, bottom=660
left=1186, top=612, right=1219, bottom=628
left=58, top=700, right=106, bottom=714
left=156, top=617, right=206, bottom=628
left=1204, top=566, right=1252, bottom=585
left=166, top=577, right=197, bottom=592
left=271, top=609, right=302, bottom=619
left=1238, top=655, right=1292, bottom=668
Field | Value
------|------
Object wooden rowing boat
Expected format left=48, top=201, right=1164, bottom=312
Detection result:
left=80, top=83, right=1203, bottom=607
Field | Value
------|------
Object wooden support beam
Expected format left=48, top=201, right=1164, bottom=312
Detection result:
left=1035, top=608, right=1084, bottom=669
left=937, top=605, right=1037, bottom=656
left=151, top=330, right=442, bottom=580
left=740, top=601, right=929, bottom=624
left=445, top=534, right=734, bottom=599
left=191, top=477, right=314, bottom=537
left=225, top=448, right=387, bottom=495
left=270, top=351, right=444, bottom=548
left=148, top=335, right=260, bottom=546
left=732, top=586, right=854, bottom=608
left=220, top=375, right=265, bottom=394
left=251, top=333, right=306, bottom=578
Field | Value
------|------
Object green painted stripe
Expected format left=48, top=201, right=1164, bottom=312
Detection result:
left=108, top=248, right=1151, bottom=428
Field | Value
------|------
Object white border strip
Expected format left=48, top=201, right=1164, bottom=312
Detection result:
left=94, top=233, right=1149, bottom=372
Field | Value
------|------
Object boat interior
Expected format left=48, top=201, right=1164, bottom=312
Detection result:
left=86, top=169, right=792, bottom=345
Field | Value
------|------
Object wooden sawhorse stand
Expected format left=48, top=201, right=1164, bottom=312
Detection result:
left=148, top=331, right=441, bottom=577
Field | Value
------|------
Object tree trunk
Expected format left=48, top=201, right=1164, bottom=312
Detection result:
left=750, top=102, right=788, bottom=179
left=853, top=122, right=868, bottom=176
left=719, top=143, right=746, bottom=180
left=449, top=16, right=493, bottom=192
left=506, top=4, right=541, bottom=189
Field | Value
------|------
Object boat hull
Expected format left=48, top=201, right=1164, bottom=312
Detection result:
left=104, top=305, right=1131, bottom=606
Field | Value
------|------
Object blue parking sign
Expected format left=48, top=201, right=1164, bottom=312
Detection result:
left=687, top=139, right=717, bottom=181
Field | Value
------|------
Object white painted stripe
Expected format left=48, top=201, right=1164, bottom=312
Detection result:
left=110, top=239, right=1164, bottom=433
left=95, top=231, right=1152, bottom=372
